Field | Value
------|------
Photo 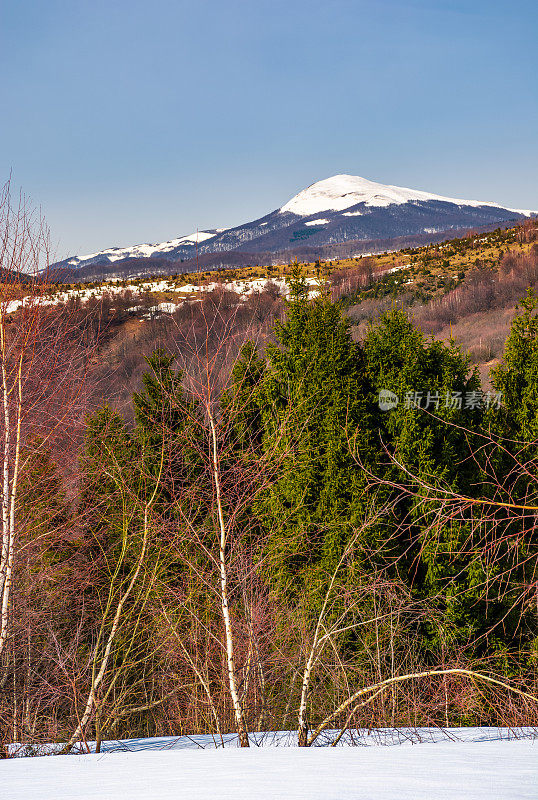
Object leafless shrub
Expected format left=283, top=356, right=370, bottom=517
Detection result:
left=330, top=259, right=374, bottom=301
left=416, top=248, right=538, bottom=334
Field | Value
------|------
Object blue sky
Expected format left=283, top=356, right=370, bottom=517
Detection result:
left=2, top=0, right=537, bottom=259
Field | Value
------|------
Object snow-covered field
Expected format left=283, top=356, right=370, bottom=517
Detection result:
left=3, top=728, right=537, bottom=800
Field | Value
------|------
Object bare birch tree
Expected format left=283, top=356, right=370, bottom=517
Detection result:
left=0, top=180, right=95, bottom=750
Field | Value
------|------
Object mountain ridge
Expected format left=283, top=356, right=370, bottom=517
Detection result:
left=52, top=175, right=535, bottom=279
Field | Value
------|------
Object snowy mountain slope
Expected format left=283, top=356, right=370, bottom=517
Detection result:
left=64, top=230, right=219, bottom=270
left=280, top=174, right=533, bottom=216
left=52, top=175, right=536, bottom=278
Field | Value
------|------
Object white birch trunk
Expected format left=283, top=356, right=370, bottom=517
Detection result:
left=209, top=412, right=249, bottom=747
left=0, top=325, right=22, bottom=660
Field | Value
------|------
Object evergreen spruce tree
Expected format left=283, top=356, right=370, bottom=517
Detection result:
left=257, top=287, right=380, bottom=601
left=78, top=403, right=133, bottom=550
left=362, top=309, right=489, bottom=651
left=221, top=340, right=266, bottom=453
left=133, top=348, right=203, bottom=517
left=491, top=288, right=538, bottom=441
left=488, top=290, right=538, bottom=662
left=18, top=444, right=70, bottom=555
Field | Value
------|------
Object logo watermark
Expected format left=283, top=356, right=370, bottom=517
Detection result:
left=378, top=389, right=502, bottom=411
left=378, top=389, right=399, bottom=411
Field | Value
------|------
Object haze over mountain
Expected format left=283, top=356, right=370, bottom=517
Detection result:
left=52, top=175, right=535, bottom=279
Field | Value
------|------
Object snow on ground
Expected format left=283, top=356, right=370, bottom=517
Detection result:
left=170, top=276, right=321, bottom=300
left=5, top=261, right=415, bottom=318
left=6, top=262, right=419, bottom=318
left=385, top=263, right=412, bottom=274
left=3, top=276, right=324, bottom=316
left=3, top=728, right=537, bottom=800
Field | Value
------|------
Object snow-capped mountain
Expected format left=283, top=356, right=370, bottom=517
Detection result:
left=279, top=175, right=532, bottom=216
left=53, top=175, right=535, bottom=278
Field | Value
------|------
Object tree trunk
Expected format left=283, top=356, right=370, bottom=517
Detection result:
left=209, top=412, right=249, bottom=747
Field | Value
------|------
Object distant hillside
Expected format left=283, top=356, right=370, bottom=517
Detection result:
left=50, top=175, right=535, bottom=281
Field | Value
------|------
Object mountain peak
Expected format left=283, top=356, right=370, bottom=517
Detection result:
left=279, top=174, right=532, bottom=217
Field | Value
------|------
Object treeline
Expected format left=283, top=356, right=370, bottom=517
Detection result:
left=2, top=266, right=538, bottom=753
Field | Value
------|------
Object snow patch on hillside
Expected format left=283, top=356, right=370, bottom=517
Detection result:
left=4, top=276, right=323, bottom=318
